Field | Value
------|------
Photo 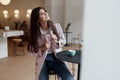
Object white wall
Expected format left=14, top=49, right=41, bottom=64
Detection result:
left=44, top=0, right=52, bottom=19
left=45, top=0, right=83, bottom=44
left=51, top=0, right=65, bottom=27
left=65, top=0, right=83, bottom=43
left=45, top=0, right=65, bottom=28
left=81, top=0, right=120, bottom=80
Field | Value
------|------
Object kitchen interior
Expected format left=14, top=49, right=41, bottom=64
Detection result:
left=0, top=0, right=82, bottom=80
left=1, top=0, right=119, bottom=80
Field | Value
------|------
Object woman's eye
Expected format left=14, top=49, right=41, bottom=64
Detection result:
left=40, top=13, right=44, bottom=15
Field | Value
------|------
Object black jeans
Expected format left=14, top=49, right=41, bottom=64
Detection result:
left=39, top=53, right=74, bottom=80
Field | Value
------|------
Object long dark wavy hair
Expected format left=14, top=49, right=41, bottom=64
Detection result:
left=27, top=7, right=60, bottom=53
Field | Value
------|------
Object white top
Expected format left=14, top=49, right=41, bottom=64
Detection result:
left=40, top=27, right=53, bottom=54
left=39, top=22, right=66, bottom=54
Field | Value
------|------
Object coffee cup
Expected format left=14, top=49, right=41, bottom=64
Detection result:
left=68, top=50, right=76, bottom=57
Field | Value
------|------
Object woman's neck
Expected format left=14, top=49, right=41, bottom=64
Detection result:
left=41, top=22, right=48, bottom=31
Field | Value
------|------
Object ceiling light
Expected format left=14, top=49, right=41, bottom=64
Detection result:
left=3, top=10, right=8, bottom=15
left=0, top=0, right=11, bottom=5
left=27, top=9, right=32, bottom=14
left=14, top=9, right=19, bottom=14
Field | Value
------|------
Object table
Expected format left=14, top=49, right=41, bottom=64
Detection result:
left=64, top=31, right=72, bottom=46
left=57, top=50, right=81, bottom=80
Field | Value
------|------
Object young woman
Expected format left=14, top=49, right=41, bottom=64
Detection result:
left=27, top=7, right=74, bottom=80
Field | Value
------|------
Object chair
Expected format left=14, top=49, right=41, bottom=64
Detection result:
left=49, top=71, right=60, bottom=80
left=49, top=63, right=75, bottom=80
left=79, top=42, right=82, bottom=49
left=12, top=38, right=25, bottom=57
left=66, top=62, right=76, bottom=77
left=71, top=33, right=81, bottom=45
left=71, top=63, right=75, bottom=76
left=64, top=23, right=71, bottom=46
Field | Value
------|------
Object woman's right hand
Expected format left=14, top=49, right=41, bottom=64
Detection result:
left=41, top=42, right=50, bottom=51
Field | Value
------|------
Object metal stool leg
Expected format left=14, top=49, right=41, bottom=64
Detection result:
left=72, top=63, right=75, bottom=76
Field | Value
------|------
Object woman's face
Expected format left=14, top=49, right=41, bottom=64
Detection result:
left=39, top=9, right=50, bottom=22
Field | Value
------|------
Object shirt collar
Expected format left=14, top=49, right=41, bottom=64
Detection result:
left=40, top=27, right=50, bottom=35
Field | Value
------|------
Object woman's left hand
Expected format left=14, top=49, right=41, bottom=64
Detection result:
left=50, top=31, right=58, bottom=43
left=52, top=34, right=58, bottom=42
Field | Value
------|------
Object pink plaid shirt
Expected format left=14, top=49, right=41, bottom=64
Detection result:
left=28, top=22, right=66, bottom=80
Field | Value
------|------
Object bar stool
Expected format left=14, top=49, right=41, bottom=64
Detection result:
left=49, top=71, right=60, bottom=80
left=71, top=33, right=81, bottom=45
left=12, top=38, right=25, bottom=57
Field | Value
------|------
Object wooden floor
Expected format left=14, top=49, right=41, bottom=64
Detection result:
left=0, top=42, right=80, bottom=80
